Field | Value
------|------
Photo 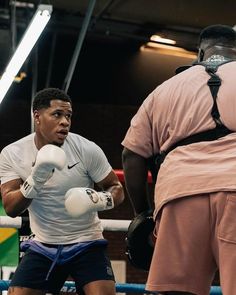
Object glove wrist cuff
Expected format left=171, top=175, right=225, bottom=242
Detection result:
left=20, top=176, right=38, bottom=199
left=99, top=191, right=114, bottom=211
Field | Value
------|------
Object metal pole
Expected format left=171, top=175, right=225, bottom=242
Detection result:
left=46, top=33, right=57, bottom=87
left=62, top=0, right=96, bottom=93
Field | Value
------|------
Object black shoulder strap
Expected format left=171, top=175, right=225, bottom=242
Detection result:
left=149, top=60, right=234, bottom=183
left=197, top=60, right=233, bottom=126
left=205, top=65, right=222, bottom=126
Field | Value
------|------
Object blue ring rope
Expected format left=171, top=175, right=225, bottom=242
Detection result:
left=0, top=280, right=222, bottom=294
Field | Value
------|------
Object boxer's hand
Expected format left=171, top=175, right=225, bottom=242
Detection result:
left=65, top=187, right=114, bottom=217
left=20, top=144, right=66, bottom=199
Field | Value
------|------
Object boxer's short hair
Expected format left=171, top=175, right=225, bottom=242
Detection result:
left=33, top=88, right=72, bottom=111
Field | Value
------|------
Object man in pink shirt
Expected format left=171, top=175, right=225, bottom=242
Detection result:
left=122, top=24, right=236, bottom=295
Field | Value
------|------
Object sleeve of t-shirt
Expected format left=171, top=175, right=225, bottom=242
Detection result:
left=83, top=142, right=112, bottom=183
left=122, top=93, right=155, bottom=158
left=0, top=148, right=20, bottom=184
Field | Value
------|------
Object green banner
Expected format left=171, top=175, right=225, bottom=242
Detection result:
left=0, top=200, right=19, bottom=266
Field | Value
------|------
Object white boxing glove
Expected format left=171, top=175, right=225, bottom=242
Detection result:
left=65, top=187, right=114, bottom=217
left=20, top=144, right=66, bottom=199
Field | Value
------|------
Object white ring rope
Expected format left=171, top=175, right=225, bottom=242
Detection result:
left=0, top=216, right=131, bottom=231
left=0, top=216, right=23, bottom=229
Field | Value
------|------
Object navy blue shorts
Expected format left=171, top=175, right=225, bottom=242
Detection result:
left=10, top=244, right=115, bottom=294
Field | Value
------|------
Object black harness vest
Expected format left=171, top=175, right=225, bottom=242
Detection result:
left=149, top=60, right=234, bottom=183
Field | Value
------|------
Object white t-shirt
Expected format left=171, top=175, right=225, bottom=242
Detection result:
left=0, top=132, right=112, bottom=244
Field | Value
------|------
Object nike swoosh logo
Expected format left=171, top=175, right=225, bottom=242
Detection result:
left=67, top=162, right=80, bottom=169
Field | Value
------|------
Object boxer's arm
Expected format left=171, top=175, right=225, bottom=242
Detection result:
left=96, top=170, right=124, bottom=207
left=1, top=144, right=66, bottom=217
left=1, top=179, right=32, bottom=217
left=122, top=147, right=150, bottom=215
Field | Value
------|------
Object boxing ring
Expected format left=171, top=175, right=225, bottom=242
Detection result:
left=0, top=170, right=223, bottom=294
left=0, top=215, right=223, bottom=294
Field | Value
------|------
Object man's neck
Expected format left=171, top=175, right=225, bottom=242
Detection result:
left=203, top=45, right=236, bottom=61
left=205, top=54, right=230, bottom=63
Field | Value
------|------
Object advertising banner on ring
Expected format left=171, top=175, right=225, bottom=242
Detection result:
left=0, top=200, right=19, bottom=266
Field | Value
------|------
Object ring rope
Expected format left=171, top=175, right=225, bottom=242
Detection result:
left=0, top=216, right=131, bottom=231
left=0, top=280, right=223, bottom=294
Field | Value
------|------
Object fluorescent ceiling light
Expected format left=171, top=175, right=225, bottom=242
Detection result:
left=0, top=4, right=52, bottom=104
left=150, top=34, right=176, bottom=45
left=141, top=42, right=197, bottom=59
